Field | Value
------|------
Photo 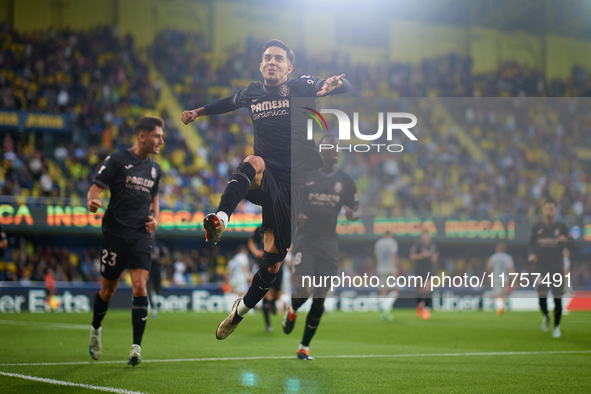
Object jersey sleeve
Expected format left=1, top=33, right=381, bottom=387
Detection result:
left=341, top=174, right=359, bottom=210
left=231, top=88, right=250, bottom=108
left=561, top=223, right=574, bottom=250
left=151, top=164, right=161, bottom=197
left=293, top=74, right=326, bottom=97
left=528, top=224, right=538, bottom=256
left=409, top=243, right=418, bottom=257
left=231, top=83, right=261, bottom=108
left=204, top=84, right=256, bottom=114
left=94, top=155, right=117, bottom=188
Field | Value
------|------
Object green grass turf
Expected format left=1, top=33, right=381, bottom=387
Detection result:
left=0, top=309, right=590, bottom=393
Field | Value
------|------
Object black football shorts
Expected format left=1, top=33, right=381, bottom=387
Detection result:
left=100, top=233, right=152, bottom=280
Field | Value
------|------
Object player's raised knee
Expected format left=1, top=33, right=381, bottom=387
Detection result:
left=244, top=155, right=265, bottom=173
left=267, top=262, right=282, bottom=274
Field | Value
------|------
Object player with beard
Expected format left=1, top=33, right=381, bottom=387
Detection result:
left=282, top=134, right=360, bottom=360
left=528, top=199, right=573, bottom=338
left=87, top=117, right=164, bottom=365
left=181, top=40, right=350, bottom=340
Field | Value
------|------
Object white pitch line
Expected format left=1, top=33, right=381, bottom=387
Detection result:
left=0, top=319, right=89, bottom=330
left=0, top=371, right=149, bottom=394
left=0, top=350, right=589, bottom=367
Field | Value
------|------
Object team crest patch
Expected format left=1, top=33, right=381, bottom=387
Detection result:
left=152, top=167, right=157, bottom=179
left=278, top=84, right=290, bottom=97
left=334, top=182, right=343, bottom=193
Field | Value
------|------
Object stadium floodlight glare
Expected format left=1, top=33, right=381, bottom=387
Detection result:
left=287, top=378, right=301, bottom=392
left=242, top=372, right=256, bottom=386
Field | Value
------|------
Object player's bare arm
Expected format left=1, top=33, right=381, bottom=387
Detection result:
left=527, top=225, right=537, bottom=263
left=317, top=74, right=346, bottom=96
left=87, top=184, right=104, bottom=213
left=528, top=254, right=537, bottom=263
left=431, top=251, right=439, bottom=264
left=145, top=195, right=159, bottom=234
left=297, top=213, right=308, bottom=227
left=344, top=205, right=361, bottom=221
left=410, top=249, right=429, bottom=260
left=409, top=250, right=422, bottom=261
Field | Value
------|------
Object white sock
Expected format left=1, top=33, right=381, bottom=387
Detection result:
left=495, top=298, right=504, bottom=311
left=386, top=291, right=399, bottom=310
left=237, top=299, right=251, bottom=317
left=298, top=344, right=309, bottom=352
left=216, top=211, right=228, bottom=229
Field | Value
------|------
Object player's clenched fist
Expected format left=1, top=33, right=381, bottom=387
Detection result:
left=528, top=254, right=537, bottom=263
left=88, top=198, right=102, bottom=213
left=145, top=215, right=158, bottom=234
left=181, top=110, right=197, bottom=125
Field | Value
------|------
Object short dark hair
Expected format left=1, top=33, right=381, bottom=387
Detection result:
left=320, top=133, right=338, bottom=143
left=262, top=39, right=295, bottom=64
left=544, top=199, right=557, bottom=207
left=134, top=116, right=164, bottom=135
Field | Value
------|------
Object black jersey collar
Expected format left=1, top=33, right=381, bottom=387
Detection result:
left=319, top=167, right=339, bottom=178
left=263, top=79, right=290, bottom=93
left=128, top=149, right=150, bottom=163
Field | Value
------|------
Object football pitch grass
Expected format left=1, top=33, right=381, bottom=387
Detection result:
left=0, top=309, right=590, bottom=393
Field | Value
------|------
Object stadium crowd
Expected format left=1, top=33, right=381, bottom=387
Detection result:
left=152, top=30, right=591, bottom=220
left=2, top=237, right=590, bottom=288
left=0, top=236, right=231, bottom=286
left=3, top=27, right=591, bottom=218
left=445, top=98, right=591, bottom=221
left=1, top=27, right=591, bottom=286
